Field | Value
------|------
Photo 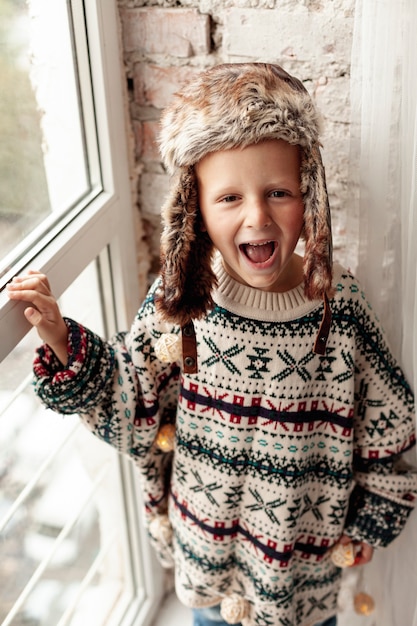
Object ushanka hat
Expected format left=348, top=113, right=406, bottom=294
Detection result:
left=155, top=63, right=333, bottom=355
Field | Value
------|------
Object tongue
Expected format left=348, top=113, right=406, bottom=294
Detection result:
left=243, top=242, right=275, bottom=263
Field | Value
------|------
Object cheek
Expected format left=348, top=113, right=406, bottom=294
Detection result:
left=293, top=215, right=305, bottom=240
left=202, top=215, right=235, bottom=252
left=294, top=201, right=306, bottom=240
left=281, top=204, right=304, bottom=240
left=200, top=207, right=230, bottom=240
left=292, top=204, right=305, bottom=239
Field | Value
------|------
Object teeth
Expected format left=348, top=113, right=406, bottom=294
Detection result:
left=246, top=241, right=272, bottom=246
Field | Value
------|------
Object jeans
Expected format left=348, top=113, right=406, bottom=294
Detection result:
left=316, top=618, right=337, bottom=626
left=192, top=605, right=337, bottom=626
left=192, top=606, right=240, bottom=626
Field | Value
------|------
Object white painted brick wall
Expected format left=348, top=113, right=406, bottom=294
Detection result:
left=117, top=0, right=356, bottom=278
left=223, top=9, right=353, bottom=68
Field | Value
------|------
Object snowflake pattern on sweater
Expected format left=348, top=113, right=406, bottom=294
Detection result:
left=33, top=261, right=417, bottom=626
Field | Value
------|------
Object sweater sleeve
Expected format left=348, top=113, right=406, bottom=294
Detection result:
left=343, top=290, right=417, bottom=548
left=33, top=292, right=181, bottom=529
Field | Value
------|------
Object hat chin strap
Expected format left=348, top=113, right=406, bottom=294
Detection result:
left=313, top=293, right=332, bottom=355
left=181, top=321, right=198, bottom=373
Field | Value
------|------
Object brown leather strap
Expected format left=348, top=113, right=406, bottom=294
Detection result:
left=313, top=293, right=332, bottom=355
left=181, top=321, right=198, bottom=373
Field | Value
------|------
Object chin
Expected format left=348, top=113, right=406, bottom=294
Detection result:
left=246, top=276, right=281, bottom=292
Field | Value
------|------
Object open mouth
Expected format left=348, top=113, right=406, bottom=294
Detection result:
left=240, top=241, right=277, bottom=264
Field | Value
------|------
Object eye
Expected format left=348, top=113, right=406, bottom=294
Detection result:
left=220, top=194, right=239, bottom=203
left=270, top=190, right=288, bottom=198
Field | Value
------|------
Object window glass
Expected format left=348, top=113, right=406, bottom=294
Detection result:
left=0, top=262, right=134, bottom=626
left=0, top=0, right=96, bottom=281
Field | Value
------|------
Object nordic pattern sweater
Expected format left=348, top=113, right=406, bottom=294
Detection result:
left=33, top=261, right=417, bottom=626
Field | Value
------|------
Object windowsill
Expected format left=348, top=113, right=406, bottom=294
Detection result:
left=152, top=593, right=192, bottom=626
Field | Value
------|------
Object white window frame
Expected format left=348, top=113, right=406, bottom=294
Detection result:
left=0, top=1, right=163, bottom=624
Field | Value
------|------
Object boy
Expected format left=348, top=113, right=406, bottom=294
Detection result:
left=7, top=63, right=417, bottom=626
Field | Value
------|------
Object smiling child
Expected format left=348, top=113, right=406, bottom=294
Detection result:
left=7, top=63, right=417, bottom=626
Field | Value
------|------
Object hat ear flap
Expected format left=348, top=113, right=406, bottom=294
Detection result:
left=155, top=166, right=216, bottom=326
left=302, top=145, right=334, bottom=300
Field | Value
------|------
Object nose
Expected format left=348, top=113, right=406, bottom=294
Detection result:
left=245, top=198, right=271, bottom=229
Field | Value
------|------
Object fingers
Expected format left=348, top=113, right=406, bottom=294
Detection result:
left=7, top=272, right=57, bottom=320
left=6, top=271, right=52, bottom=301
left=338, top=534, right=352, bottom=546
left=6, top=272, right=69, bottom=360
left=353, top=541, right=374, bottom=566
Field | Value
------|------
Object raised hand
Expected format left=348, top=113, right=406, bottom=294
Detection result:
left=7, top=270, right=69, bottom=365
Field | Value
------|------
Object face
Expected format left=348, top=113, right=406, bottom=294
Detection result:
left=196, top=139, right=304, bottom=293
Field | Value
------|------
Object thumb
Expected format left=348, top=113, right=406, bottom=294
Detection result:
left=24, top=307, right=43, bottom=327
left=338, top=534, right=352, bottom=545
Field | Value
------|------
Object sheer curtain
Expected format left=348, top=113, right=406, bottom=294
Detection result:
left=343, top=0, right=417, bottom=624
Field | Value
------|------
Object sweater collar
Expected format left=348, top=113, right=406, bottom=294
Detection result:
left=212, top=254, right=339, bottom=322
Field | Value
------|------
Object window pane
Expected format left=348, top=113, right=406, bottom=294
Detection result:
left=0, top=0, right=97, bottom=279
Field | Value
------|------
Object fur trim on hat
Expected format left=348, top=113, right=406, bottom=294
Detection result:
left=155, top=166, right=216, bottom=326
left=156, top=63, right=333, bottom=324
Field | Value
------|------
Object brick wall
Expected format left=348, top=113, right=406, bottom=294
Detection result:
left=117, top=0, right=356, bottom=285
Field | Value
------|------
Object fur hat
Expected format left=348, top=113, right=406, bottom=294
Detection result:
left=156, top=63, right=333, bottom=327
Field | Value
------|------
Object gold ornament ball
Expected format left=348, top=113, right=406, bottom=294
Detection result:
left=155, top=423, right=176, bottom=452
left=354, top=592, right=375, bottom=615
left=330, top=541, right=356, bottom=568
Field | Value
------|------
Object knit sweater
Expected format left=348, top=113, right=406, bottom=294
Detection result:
left=33, top=260, right=417, bottom=626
